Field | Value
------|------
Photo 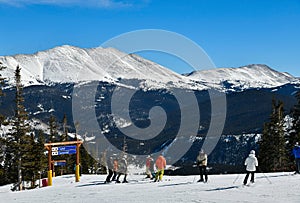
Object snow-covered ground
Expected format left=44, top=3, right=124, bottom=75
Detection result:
left=1, top=172, right=299, bottom=203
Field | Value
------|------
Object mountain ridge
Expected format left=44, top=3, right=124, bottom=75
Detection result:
left=0, top=45, right=299, bottom=91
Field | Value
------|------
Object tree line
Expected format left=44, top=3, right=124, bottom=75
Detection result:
left=259, top=93, right=300, bottom=172
left=0, top=64, right=97, bottom=189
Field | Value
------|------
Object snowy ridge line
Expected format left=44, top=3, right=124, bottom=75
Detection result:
left=186, top=64, right=299, bottom=91
left=0, top=45, right=299, bottom=91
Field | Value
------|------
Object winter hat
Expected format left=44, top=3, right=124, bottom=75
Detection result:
left=250, top=150, right=255, bottom=155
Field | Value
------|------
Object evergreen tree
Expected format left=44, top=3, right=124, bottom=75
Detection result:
left=259, top=99, right=289, bottom=172
left=21, top=133, right=36, bottom=188
left=287, top=90, right=300, bottom=169
left=0, top=62, right=6, bottom=185
left=31, top=130, right=47, bottom=186
left=59, top=114, right=70, bottom=175
left=48, top=114, right=58, bottom=143
left=289, top=91, right=300, bottom=146
left=61, top=114, right=68, bottom=142
left=7, top=65, right=31, bottom=190
left=19, top=130, right=47, bottom=188
left=0, top=138, right=6, bottom=185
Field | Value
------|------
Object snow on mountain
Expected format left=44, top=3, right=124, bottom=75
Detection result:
left=0, top=45, right=199, bottom=90
left=0, top=173, right=299, bottom=203
left=0, top=45, right=298, bottom=91
left=186, top=64, right=299, bottom=91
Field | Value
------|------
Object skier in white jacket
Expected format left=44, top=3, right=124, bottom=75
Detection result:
left=243, top=150, right=258, bottom=185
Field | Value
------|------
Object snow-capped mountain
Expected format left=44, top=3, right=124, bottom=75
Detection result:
left=0, top=45, right=299, bottom=172
left=186, top=64, right=299, bottom=91
left=0, top=45, right=298, bottom=91
left=0, top=45, right=198, bottom=90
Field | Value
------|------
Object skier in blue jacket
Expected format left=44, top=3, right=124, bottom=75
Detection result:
left=293, top=142, right=300, bottom=174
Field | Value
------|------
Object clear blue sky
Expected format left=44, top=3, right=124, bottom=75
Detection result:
left=0, top=0, right=299, bottom=76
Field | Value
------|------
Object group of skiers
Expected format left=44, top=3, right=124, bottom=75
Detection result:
left=242, top=142, right=300, bottom=185
left=105, top=153, right=167, bottom=184
left=145, top=154, right=167, bottom=182
left=105, top=155, right=128, bottom=184
left=104, top=142, right=300, bottom=185
left=194, top=149, right=258, bottom=185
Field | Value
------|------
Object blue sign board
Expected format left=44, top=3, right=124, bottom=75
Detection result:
left=54, top=162, right=66, bottom=166
left=58, top=150, right=76, bottom=155
left=58, top=145, right=76, bottom=151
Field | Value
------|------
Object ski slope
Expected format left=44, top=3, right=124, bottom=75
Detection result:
left=0, top=172, right=299, bottom=203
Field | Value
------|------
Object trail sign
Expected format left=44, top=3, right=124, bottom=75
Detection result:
left=51, top=145, right=77, bottom=156
left=54, top=162, right=66, bottom=166
left=57, top=150, right=76, bottom=155
left=44, top=140, right=83, bottom=185
left=58, top=145, right=76, bottom=151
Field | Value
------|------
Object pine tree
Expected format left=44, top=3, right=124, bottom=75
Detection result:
left=7, top=65, right=31, bottom=190
left=19, top=130, right=47, bottom=188
left=259, top=99, right=289, bottom=172
left=48, top=114, right=58, bottom=143
left=31, top=130, right=47, bottom=186
left=0, top=138, right=6, bottom=185
left=35, top=130, right=47, bottom=174
left=61, top=114, right=68, bottom=142
left=289, top=91, right=300, bottom=146
left=287, top=90, right=300, bottom=169
left=0, top=62, right=6, bottom=185
left=59, top=114, right=69, bottom=175
left=21, top=133, right=36, bottom=188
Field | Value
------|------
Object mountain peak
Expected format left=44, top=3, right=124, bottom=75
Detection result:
left=0, top=45, right=194, bottom=89
left=186, top=64, right=298, bottom=91
left=0, top=45, right=298, bottom=91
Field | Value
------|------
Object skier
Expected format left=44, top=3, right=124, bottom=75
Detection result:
left=154, top=154, right=166, bottom=182
left=292, top=142, right=300, bottom=174
left=146, top=155, right=155, bottom=179
left=111, top=156, right=119, bottom=181
left=196, top=149, right=208, bottom=182
left=116, top=156, right=128, bottom=183
left=243, top=150, right=258, bottom=185
left=105, top=156, right=114, bottom=183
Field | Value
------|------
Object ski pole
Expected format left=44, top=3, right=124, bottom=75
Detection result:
left=261, top=172, right=272, bottom=184
left=233, top=173, right=240, bottom=184
left=192, top=174, right=197, bottom=183
left=258, top=167, right=272, bottom=184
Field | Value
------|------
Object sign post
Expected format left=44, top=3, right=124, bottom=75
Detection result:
left=44, top=140, right=83, bottom=186
left=75, top=143, right=80, bottom=182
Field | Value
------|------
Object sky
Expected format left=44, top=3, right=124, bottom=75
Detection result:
left=0, top=0, right=299, bottom=76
